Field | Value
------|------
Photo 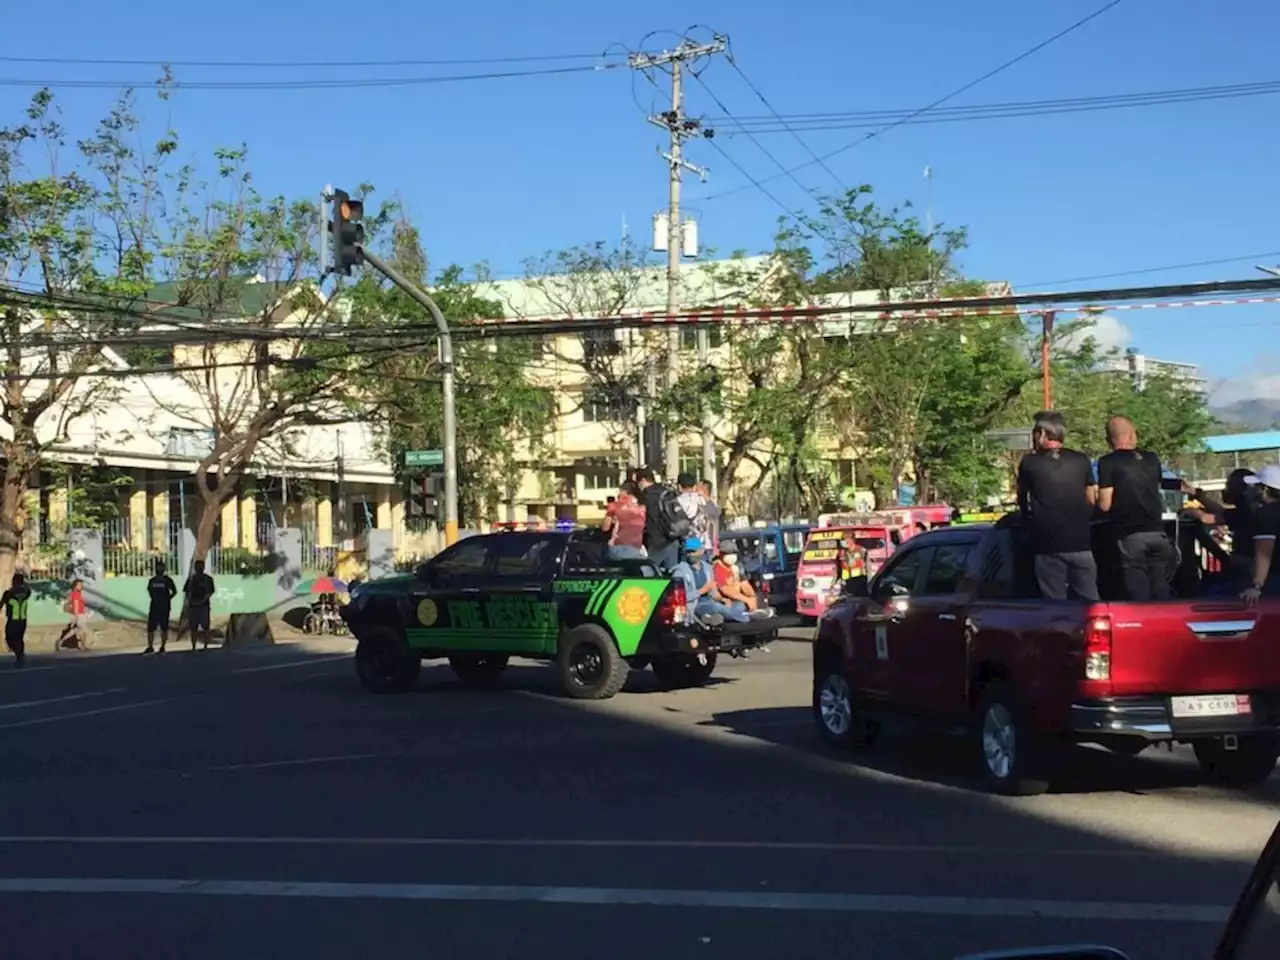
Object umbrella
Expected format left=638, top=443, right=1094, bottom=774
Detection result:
left=310, top=576, right=348, bottom=595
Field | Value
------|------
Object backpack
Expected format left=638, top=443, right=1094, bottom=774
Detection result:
left=655, top=485, right=694, bottom=542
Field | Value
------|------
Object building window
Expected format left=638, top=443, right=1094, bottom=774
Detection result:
left=580, top=465, right=624, bottom=494
left=680, top=326, right=723, bottom=351
left=582, top=389, right=629, bottom=423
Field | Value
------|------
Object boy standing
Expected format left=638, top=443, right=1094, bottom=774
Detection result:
left=2, top=572, right=31, bottom=666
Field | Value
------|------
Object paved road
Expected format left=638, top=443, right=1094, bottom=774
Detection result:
left=0, top=638, right=1275, bottom=959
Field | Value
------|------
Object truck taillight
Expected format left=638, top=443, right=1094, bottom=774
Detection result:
left=1085, top=615, right=1112, bottom=681
left=659, top=583, right=687, bottom=626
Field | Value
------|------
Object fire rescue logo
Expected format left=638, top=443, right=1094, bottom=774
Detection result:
left=615, top=587, right=652, bottom=626
left=416, top=598, right=439, bottom=627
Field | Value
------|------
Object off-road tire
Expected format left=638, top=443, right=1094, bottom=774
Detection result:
left=556, top=624, right=629, bottom=700
left=976, top=684, right=1052, bottom=796
left=354, top=625, right=421, bottom=694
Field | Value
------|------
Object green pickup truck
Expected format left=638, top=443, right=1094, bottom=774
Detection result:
left=342, top=530, right=776, bottom=700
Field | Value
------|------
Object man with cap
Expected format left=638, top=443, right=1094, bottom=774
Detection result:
left=1240, top=464, right=1280, bottom=606
left=672, top=537, right=750, bottom=624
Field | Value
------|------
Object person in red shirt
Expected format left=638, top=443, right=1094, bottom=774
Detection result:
left=602, top=481, right=647, bottom=561
left=712, top=550, right=762, bottom=613
left=59, top=579, right=89, bottom=650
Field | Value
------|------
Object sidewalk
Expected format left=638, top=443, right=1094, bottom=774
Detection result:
left=16, top=616, right=326, bottom=655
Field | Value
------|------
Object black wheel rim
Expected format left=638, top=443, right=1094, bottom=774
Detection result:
left=569, top=644, right=605, bottom=687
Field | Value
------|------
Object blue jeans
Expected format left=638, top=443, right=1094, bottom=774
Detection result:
left=694, top=595, right=749, bottom=623
left=607, top=544, right=647, bottom=561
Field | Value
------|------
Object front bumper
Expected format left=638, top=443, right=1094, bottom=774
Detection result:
left=1072, top=694, right=1280, bottom=740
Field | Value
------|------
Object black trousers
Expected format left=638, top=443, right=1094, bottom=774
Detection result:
left=5, top=621, right=26, bottom=659
left=1118, top=531, right=1176, bottom=601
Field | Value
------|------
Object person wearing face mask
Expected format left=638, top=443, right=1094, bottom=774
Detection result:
left=712, top=549, right=770, bottom=616
left=672, top=538, right=750, bottom=625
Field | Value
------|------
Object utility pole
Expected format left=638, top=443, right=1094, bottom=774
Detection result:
left=326, top=189, right=460, bottom=547
left=630, top=35, right=726, bottom=482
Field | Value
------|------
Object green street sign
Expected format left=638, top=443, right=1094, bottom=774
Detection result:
left=404, top=449, right=444, bottom=468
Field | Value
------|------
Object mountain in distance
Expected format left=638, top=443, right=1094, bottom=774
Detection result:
left=1212, top=398, right=1280, bottom=431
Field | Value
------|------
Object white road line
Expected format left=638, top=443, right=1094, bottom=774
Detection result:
left=227, top=656, right=347, bottom=676
left=0, top=835, right=1161, bottom=857
left=0, top=664, right=64, bottom=676
left=0, top=877, right=1231, bottom=920
left=204, top=753, right=381, bottom=773
left=0, top=688, right=126, bottom=712
left=0, top=698, right=171, bottom=731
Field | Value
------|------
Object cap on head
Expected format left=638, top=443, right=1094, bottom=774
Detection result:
left=684, top=537, right=704, bottom=553
left=1244, top=464, right=1280, bottom=492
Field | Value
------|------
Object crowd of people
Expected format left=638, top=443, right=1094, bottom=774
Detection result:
left=599, top=468, right=772, bottom=629
left=1016, top=411, right=1279, bottom=604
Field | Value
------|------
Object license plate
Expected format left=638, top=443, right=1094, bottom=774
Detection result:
left=1170, top=694, right=1252, bottom=718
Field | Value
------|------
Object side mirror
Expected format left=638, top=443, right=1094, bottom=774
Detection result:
left=872, top=577, right=909, bottom=604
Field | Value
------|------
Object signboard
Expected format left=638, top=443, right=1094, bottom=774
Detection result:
left=405, top=449, right=444, bottom=468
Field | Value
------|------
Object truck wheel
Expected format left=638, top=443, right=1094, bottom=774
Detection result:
left=1194, top=737, right=1278, bottom=787
left=813, top=661, right=877, bottom=749
left=652, top=652, right=717, bottom=689
left=355, top=626, right=421, bottom=694
left=449, top=654, right=509, bottom=686
left=556, top=625, right=629, bottom=700
left=975, top=685, right=1051, bottom=796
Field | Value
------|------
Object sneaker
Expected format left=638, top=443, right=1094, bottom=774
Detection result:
left=143, top=647, right=154, bottom=655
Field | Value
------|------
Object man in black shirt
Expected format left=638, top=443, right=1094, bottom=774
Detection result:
left=1240, top=464, right=1280, bottom=606
left=182, top=559, right=216, bottom=651
left=145, top=560, right=178, bottom=654
left=1016, top=411, right=1099, bottom=601
left=636, top=467, right=683, bottom=571
left=1097, top=417, right=1176, bottom=601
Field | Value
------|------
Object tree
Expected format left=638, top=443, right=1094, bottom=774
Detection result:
left=350, top=222, right=553, bottom=526
left=0, top=87, right=186, bottom=590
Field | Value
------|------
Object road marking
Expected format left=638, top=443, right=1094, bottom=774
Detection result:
left=0, top=698, right=170, bottom=731
left=204, top=753, right=381, bottom=773
left=227, top=656, right=347, bottom=676
left=0, top=877, right=1230, bottom=920
left=0, top=664, right=64, bottom=676
left=0, top=835, right=1166, bottom=857
left=0, top=688, right=126, bottom=712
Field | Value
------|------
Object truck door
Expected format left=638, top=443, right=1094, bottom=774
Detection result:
left=853, top=543, right=932, bottom=704
left=484, top=532, right=561, bottom=655
left=408, top=536, right=493, bottom=650
left=894, top=537, right=979, bottom=719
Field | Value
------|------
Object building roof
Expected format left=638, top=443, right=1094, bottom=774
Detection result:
left=141, top=277, right=292, bottom=322
left=1203, top=431, right=1280, bottom=454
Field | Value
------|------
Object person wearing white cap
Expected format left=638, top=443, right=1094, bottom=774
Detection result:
left=1240, top=464, right=1280, bottom=606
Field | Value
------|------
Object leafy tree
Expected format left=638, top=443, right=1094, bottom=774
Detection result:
left=349, top=222, right=553, bottom=525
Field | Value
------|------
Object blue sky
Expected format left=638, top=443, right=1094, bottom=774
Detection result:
left=4, top=0, right=1278, bottom=403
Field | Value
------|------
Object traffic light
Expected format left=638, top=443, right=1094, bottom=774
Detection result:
left=330, top=189, right=365, bottom=275
left=405, top=476, right=440, bottom=520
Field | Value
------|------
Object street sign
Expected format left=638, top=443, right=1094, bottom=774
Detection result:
left=404, top=449, right=444, bottom=468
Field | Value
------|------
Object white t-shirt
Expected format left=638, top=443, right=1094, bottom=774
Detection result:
left=677, top=490, right=710, bottom=540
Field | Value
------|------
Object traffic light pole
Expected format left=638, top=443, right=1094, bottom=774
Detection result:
left=358, top=247, right=459, bottom=547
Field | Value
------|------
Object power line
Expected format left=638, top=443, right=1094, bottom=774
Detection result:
left=1020, top=251, right=1280, bottom=288
left=709, top=80, right=1280, bottom=134
left=698, top=0, right=1126, bottom=202
left=0, top=62, right=620, bottom=92
left=0, top=51, right=626, bottom=69
left=722, top=50, right=847, bottom=190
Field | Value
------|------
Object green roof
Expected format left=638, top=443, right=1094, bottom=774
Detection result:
left=142, top=277, right=291, bottom=322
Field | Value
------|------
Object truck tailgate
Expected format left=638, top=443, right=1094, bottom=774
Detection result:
left=1109, top=599, right=1280, bottom=696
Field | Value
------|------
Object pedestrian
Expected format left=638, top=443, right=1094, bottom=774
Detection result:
left=601, top=480, right=647, bottom=561
left=635, top=467, right=691, bottom=572
left=182, top=559, right=216, bottom=650
left=676, top=473, right=711, bottom=550
left=1016, top=411, right=1100, bottom=601
left=2, top=572, right=31, bottom=667
left=59, top=578, right=89, bottom=650
left=1097, top=416, right=1177, bottom=601
left=145, top=560, right=178, bottom=654
left=698, top=479, right=721, bottom=553
left=1239, top=464, right=1280, bottom=606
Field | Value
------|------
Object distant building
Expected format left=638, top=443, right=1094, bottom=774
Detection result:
left=1099, top=349, right=1209, bottom=395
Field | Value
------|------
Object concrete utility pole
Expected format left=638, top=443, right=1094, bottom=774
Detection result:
left=629, top=36, right=726, bottom=482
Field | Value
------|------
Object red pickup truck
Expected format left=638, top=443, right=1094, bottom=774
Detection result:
left=812, top=518, right=1280, bottom=795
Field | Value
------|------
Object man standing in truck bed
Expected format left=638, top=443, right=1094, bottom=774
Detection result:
left=1017, top=411, right=1100, bottom=601
left=1097, top=416, right=1175, bottom=601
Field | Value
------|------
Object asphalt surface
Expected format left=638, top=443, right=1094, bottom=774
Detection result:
left=0, top=630, right=1276, bottom=959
